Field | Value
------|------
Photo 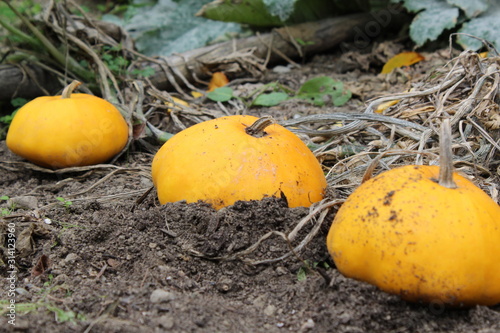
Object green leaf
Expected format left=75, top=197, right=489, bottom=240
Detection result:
left=457, top=5, right=500, bottom=51
left=253, top=92, right=289, bottom=106
left=401, top=0, right=444, bottom=12
left=296, top=76, right=352, bottom=106
left=295, top=38, right=315, bottom=46
left=446, top=0, right=489, bottom=18
left=104, top=0, right=242, bottom=56
left=207, top=87, right=234, bottom=102
left=197, top=0, right=284, bottom=26
left=263, top=0, right=298, bottom=21
left=297, top=267, right=307, bottom=282
left=0, top=105, right=18, bottom=125
left=198, top=0, right=361, bottom=27
left=130, top=66, right=156, bottom=78
left=56, top=197, right=72, bottom=207
left=11, top=97, right=28, bottom=107
left=407, top=0, right=459, bottom=46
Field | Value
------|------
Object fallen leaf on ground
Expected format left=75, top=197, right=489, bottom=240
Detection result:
left=31, top=254, right=50, bottom=277
left=381, top=52, right=425, bottom=74
left=208, top=72, right=230, bottom=92
left=165, top=96, right=190, bottom=112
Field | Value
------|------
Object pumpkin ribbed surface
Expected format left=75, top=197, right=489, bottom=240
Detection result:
left=151, top=115, right=327, bottom=210
left=7, top=93, right=128, bottom=169
left=327, top=165, right=500, bottom=306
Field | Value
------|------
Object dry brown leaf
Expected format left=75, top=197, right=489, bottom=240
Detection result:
left=31, top=254, right=50, bottom=277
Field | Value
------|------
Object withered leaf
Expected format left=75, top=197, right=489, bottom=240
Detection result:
left=31, top=254, right=50, bottom=277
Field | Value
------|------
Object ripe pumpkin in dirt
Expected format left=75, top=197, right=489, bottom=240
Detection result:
left=327, top=165, right=500, bottom=307
left=6, top=81, right=129, bottom=169
left=151, top=115, right=327, bottom=210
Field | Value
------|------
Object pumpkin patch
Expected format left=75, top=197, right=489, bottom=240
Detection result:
left=151, top=115, right=327, bottom=210
left=6, top=81, right=129, bottom=169
left=2, top=3, right=500, bottom=329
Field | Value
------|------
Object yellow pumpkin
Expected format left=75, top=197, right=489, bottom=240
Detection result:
left=151, top=115, right=327, bottom=209
left=327, top=165, right=500, bottom=306
left=6, top=81, right=129, bottom=169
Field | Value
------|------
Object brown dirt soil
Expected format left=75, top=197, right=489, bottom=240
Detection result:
left=2, top=47, right=500, bottom=333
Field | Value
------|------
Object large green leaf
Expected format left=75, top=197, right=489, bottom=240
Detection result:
left=395, top=0, right=498, bottom=49
left=296, top=76, right=351, bottom=106
left=206, top=87, right=234, bottom=102
left=197, top=0, right=368, bottom=27
left=253, top=92, right=290, bottom=106
left=263, top=0, right=298, bottom=21
left=457, top=5, right=500, bottom=51
left=104, top=0, right=242, bottom=56
left=404, top=0, right=459, bottom=46
left=446, top=0, right=488, bottom=18
left=400, top=0, right=441, bottom=12
left=197, top=0, right=285, bottom=26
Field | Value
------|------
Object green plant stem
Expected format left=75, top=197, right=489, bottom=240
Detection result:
left=1, top=0, right=93, bottom=82
left=146, top=122, right=174, bottom=143
left=0, top=15, right=41, bottom=48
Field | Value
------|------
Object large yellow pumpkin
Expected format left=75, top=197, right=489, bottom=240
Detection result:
left=327, top=165, right=500, bottom=307
left=6, top=81, right=129, bottom=169
left=151, top=115, right=327, bottom=209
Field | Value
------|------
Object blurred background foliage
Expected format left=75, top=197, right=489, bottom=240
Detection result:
left=2, top=0, right=499, bottom=59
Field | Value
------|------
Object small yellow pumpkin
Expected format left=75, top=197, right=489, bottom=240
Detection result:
left=151, top=115, right=327, bottom=209
left=327, top=164, right=500, bottom=306
left=6, top=81, right=129, bottom=169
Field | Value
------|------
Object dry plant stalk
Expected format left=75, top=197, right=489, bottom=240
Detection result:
left=307, top=50, right=500, bottom=199
left=438, top=118, right=457, bottom=189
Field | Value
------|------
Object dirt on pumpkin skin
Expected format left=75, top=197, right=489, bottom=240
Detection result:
left=2, top=49, right=500, bottom=333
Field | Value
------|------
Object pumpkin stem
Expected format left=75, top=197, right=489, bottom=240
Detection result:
left=61, top=80, right=82, bottom=99
left=438, top=118, right=457, bottom=189
left=245, top=116, right=275, bottom=137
